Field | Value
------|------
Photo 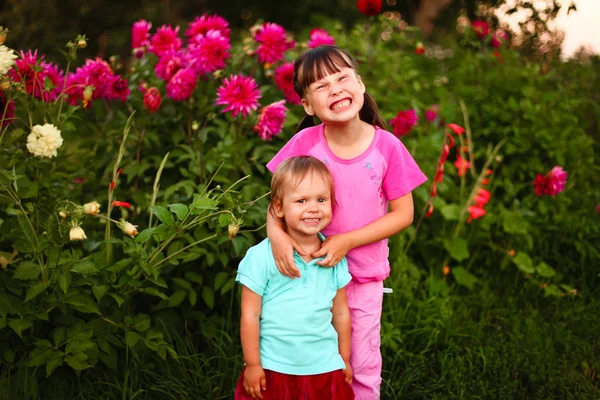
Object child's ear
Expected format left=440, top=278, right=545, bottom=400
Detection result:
left=357, top=74, right=366, bottom=94
left=301, top=98, right=315, bottom=116
left=272, top=201, right=285, bottom=219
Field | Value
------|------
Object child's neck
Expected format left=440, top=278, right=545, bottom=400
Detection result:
left=324, top=119, right=375, bottom=159
left=288, top=231, right=322, bottom=262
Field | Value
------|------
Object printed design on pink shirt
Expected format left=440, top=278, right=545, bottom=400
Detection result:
left=363, top=162, right=385, bottom=207
left=322, top=159, right=329, bottom=165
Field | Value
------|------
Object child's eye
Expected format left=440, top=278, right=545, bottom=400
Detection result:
left=318, top=198, right=327, bottom=203
left=296, top=199, right=306, bottom=204
left=339, top=76, right=347, bottom=81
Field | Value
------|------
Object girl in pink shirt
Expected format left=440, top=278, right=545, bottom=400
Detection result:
left=266, top=45, right=427, bottom=399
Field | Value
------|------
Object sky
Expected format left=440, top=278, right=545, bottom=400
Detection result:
left=497, top=0, right=600, bottom=58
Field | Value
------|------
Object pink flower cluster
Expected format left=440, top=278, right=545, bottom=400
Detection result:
left=254, top=100, right=288, bottom=140
left=307, top=29, right=335, bottom=49
left=65, top=58, right=130, bottom=108
left=274, top=63, right=301, bottom=105
left=253, top=23, right=295, bottom=64
left=9, top=50, right=64, bottom=102
left=533, top=166, right=567, bottom=197
left=390, top=109, right=418, bottom=137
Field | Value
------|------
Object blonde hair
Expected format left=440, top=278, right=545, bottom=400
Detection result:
left=269, top=156, right=336, bottom=219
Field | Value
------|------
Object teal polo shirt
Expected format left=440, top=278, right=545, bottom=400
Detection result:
left=235, top=235, right=352, bottom=375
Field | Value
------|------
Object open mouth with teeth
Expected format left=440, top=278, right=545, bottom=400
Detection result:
left=302, top=218, right=321, bottom=225
left=330, top=98, right=351, bottom=111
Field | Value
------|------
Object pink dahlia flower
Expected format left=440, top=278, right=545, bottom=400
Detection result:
left=107, top=76, right=130, bottom=102
left=471, top=20, right=490, bottom=39
left=307, top=28, right=335, bottom=49
left=155, top=49, right=189, bottom=81
left=0, top=89, right=16, bottom=126
left=274, top=63, right=301, bottom=105
left=390, top=109, right=418, bottom=137
left=166, top=68, right=197, bottom=101
left=425, top=105, right=438, bottom=122
left=186, top=14, right=230, bottom=39
left=144, top=87, right=162, bottom=112
left=9, top=50, right=64, bottom=102
left=533, top=166, right=567, bottom=197
left=132, top=19, right=152, bottom=49
left=64, top=58, right=130, bottom=107
left=149, top=25, right=183, bottom=57
left=216, top=74, right=261, bottom=118
left=253, top=22, right=295, bottom=64
left=254, top=100, right=288, bottom=140
left=188, top=30, right=231, bottom=75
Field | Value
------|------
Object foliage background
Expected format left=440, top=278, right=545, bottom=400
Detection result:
left=0, top=1, right=599, bottom=399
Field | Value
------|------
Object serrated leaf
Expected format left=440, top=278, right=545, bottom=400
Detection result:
left=168, top=290, right=187, bottom=307
left=133, top=314, right=151, bottom=332
left=451, top=267, right=478, bottom=290
left=53, top=327, right=66, bottom=346
left=536, top=262, right=555, bottom=278
left=13, top=261, right=40, bottom=280
left=92, top=285, right=109, bottom=302
left=218, top=214, right=231, bottom=227
left=70, top=260, right=99, bottom=275
left=65, top=354, right=91, bottom=371
left=514, top=253, right=534, bottom=274
left=443, top=238, right=469, bottom=262
left=46, top=352, right=63, bottom=377
left=202, top=287, right=214, bottom=309
left=126, top=331, right=141, bottom=347
left=64, top=294, right=101, bottom=315
left=109, top=293, right=124, bottom=307
left=168, top=204, right=188, bottom=220
left=8, top=319, right=32, bottom=337
left=150, top=206, right=175, bottom=226
left=135, top=227, right=156, bottom=244
left=27, top=348, right=49, bottom=367
left=25, top=281, right=50, bottom=302
left=58, top=273, right=72, bottom=294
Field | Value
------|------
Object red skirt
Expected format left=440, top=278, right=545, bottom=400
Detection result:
left=234, top=367, right=355, bottom=400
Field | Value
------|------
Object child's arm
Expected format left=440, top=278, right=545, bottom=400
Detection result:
left=266, top=210, right=305, bottom=278
left=331, top=287, right=352, bottom=384
left=314, top=192, right=415, bottom=266
left=240, top=286, right=266, bottom=399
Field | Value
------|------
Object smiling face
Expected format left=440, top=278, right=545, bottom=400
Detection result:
left=301, top=66, right=366, bottom=126
left=274, top=171, right=333, bottom=240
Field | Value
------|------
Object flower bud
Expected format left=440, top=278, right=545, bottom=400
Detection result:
left=69, top=224, right=87, bottom=241
left=59, top=210, right=68, bottom=218
left=82, top=201, right=100, bottom=215
left=77, top=39, right=87, bottom=48
left=83, top=86, right=94, bottom=102
left=118, top=219, right=138, bottom=238
left=228, top=221, right=240, bottom=239
left=0, top=256, right=8, bottom=270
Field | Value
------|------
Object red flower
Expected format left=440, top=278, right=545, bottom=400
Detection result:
left=447, top=123, right=465, bottom=135
left=186, top=14, right=230, bottom=39
left=253, top=23, right=295, bottom=64
left=144, top=87, right=162, bottom=113
left=253, top=100, right=288, bottom=140
left=149, top=25, right=183, bottom=57
left=425, top=105, right=437, bottom=122
left=434, top=163, right=444, bottom=183
left=454, top=154, right=470, bottom=177
left=491, top=30, right=508, bottom=48
left=216, top=74, right=261, bottom=118
left=112, top=201, right=132, bottom=208
left=274, top=63, right=301, bottom=105
left=390, top=109, right=418, bottom=137
left=446, top=133, right=455, bottom=148
left=356, top=0, right=382, bottom=16
left=425, top=203, right=434, bottom=218
left=474, top=188, right=491, bottom=206
left=533, top=166, right=567, bottom=197
left=467, top=205, right=486, bottom=222
left=415, top=42, right=425, bottom=55
left=471, top=20, right=490, bottom=39
left=307, top=29, right=335, bottom=49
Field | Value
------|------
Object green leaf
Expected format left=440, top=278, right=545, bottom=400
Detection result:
left=190, top=194, right=218, bottom=215
left=107, top=259, right=131, bottom=273
left=214, top=272, right=229, bottom=290
left=64, top=294, right=101, bottom=314
left=168, top=290, right=187, bottom=307
left=218, top=213, right=231, bottom=227
left=544, top=284, right=563, bottom=297
left=13, top=261, right=40, bottom=280
left=0, top=318, right=6, bottom=329
left=188, top=290, right=197, bottom=306
left=443, top=238, right=469, bottom=262
left=126, top=331, right=141, bottom=347
left=46, top=351, right=64, bottom=377
left=514, top=253, right=535, bottom=274
left=135, top=227, right=156, bottom=244
left=109, top=293, right=124, bottom=307
left=451, top=267, right=478, bottom=290
left=502, top=211, right=529, bottom=234
left=220, top=278, right=235, bottom=295
left=172, top=277, right=192, bottom=291
left=150, top=206, right=175, bottom=226
left=92, top=285, right=109, bottom=302
left=202, top=287, right=215, bottom=309
left=168, top=204, right=188, bottom=220
left=18, top=214, right=39, bottom=253
left=133, top=314, right=151, bottom=332
left=58, top=273, right=72, bottom=294
left=27, top=348, right=49, bottom=367
left=65, top=353, right=91, bottom=371
left=440, top=204, right=461, bottom=221
left=53, top=327, right=67, bottom=346
left=25, top=281, right=50, bottom=302
left=144, top=288, right=169, bottom=300
left=8, top=319, right=32, bottom=337
left=536, top=262, right=556, bottom=278
left=70, top=260, right=99, bottom=275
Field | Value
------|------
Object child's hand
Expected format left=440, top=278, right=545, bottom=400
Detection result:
left=271, top=233, right=304, bottom=278
left=243, top=365, right=266, bottom=399
left=342, top=361, right=353, bottom=384
left=313, top=234, right=352, bottom=267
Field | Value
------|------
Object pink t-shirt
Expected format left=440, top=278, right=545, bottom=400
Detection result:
left=267, top=124, right=427, bottom=281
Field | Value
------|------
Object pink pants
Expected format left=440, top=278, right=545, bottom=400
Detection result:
left=346, top=280, right=383, bottom=400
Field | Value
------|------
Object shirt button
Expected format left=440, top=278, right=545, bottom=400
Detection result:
left=302, top=278, right=308, bottom=285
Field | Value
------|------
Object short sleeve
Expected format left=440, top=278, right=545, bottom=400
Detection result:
left=235, top=246, right=269, bottom=296
left=382, top=135, right=428, bottom=200
left=266, top=133, right=303, bottom=173
left=334, top=257, right=352, bottom=289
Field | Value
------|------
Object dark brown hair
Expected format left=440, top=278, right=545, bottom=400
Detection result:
left=293, top=45, right=387, bottom=132
left=269, top=156, right=336, bottom=219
